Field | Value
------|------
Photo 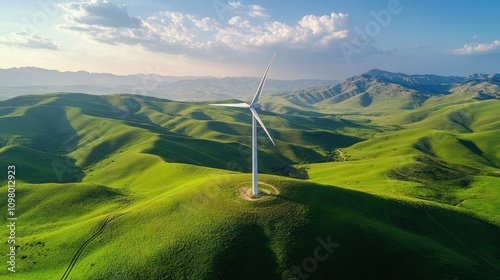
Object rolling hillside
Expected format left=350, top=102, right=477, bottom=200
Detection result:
left=0, top=92, right=371, bottom=181
left=0, top=70, right=499, bottom=279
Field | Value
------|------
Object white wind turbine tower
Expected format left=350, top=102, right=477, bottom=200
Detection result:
left=210, top=53, right=277, bottom=195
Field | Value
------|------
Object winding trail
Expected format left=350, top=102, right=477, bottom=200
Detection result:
left=394, top=168, right=408, bottom=178
left=393, top=168, right=421, bottom=182
left=336, top=149, right=347, bottom=161
left=61, top=212, right=128, bottom=280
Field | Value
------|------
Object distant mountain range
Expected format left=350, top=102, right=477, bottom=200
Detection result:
left=264, top=69, right=500, bottom=113
left=363, top=69, right=500, bottom=91
left=363, top=69, right=465, bottom=87
left=0, top=67, right=337, bottom=101
left=2, top=67, right=499, bottom=106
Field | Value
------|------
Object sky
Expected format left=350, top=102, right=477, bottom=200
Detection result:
left=0, top=0, right=499, bottom=79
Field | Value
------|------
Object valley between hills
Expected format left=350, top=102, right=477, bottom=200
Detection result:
left=0, top=69, right=499, bottom=279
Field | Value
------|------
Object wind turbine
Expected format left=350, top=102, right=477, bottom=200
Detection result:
left=210, top=53, right=277, bottom=196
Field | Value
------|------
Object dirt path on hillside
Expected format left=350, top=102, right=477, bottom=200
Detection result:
left=61, top=212, right=128, bottom=280
left=336, top=149, right=347, bottom=161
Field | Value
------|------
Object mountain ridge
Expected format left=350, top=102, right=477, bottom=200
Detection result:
left=362, top=68, right=465, bottom=87
left=265, top=69, right=499, bottom=112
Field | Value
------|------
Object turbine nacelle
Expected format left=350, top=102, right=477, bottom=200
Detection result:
left=210, top=103, right=262, bottom=109
left=210, top=102, right=250, bottom=108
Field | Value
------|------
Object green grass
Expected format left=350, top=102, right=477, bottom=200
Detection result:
left=2, top=170, right=499, bottom=279
left=305, top=96, right=500, bottom=226
left=0, top=92, right=499, bottom=279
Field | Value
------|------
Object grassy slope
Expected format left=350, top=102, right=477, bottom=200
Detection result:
left=0, top=92, right=499, bottom=279
left=2, top=164, right=500, bottom=279
left=307, top=96, right=500, bottom=225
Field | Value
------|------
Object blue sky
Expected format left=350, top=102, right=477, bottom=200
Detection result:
left=0, top=0, right=499, bottom=79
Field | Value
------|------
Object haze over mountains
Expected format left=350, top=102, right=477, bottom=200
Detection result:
left=0, top=67, right=337, bottom=101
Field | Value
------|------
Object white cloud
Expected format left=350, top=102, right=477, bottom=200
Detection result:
left=226, top=2, right=269, bottom=18
left=451, top=39, right=500, bottom=55
left=297, top=13, right=349, bottom=46
left=299, top=13, right=346, bottom=35
left=58, top=0, right=355, bottom=57
left=0, top=32, right=58, bottom=50
left=187, top=15, right=219, bottom=32
left=214, top=12, right=351, bottom=51
left=228, top=2, right=244, bottom=9
left=60, top=0, right=142, bottom=28
left=248, top=5, right=269, bottom=18
left=227, top=16, right=254, bottom=30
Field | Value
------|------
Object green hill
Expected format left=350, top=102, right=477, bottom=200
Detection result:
left=0, top=88, right=499, bottom=279
left=2, top=167, right=500, bottom=279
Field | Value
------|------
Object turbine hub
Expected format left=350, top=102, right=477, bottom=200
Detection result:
left=252, top=103, right=262, bottom=109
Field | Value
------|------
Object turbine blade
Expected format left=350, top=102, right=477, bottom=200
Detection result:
left=250, top=52, right=277, bottom=106
left=250, top=107, right=276, bottom=146
left=209, top=102, right=250, bottom=108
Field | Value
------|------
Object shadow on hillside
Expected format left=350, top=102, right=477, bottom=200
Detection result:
left=0, top=102, right=85, bottom=183
left=271, top=181, right=500, bottom=279
left=271, top=165, right=309, bottom=179
left=210, top=224, right=281, bottom=280
left=144, top=134, right=292, bottom=174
